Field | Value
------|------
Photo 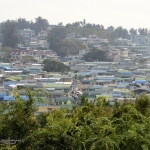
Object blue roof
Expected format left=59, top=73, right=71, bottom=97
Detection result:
left=135, top=80, right=147, bottom=84
left=4, top=96, right=28, bottom=101
left=4, top=67, right=11, bottom=71
left=4, top=82, right=17, bottom=86
left=90, top=70, right=106, bottom=73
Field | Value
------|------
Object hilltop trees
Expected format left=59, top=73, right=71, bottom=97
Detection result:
left=1, top=20, right=20, bottom=48
left=138, top=28, right=147, bottom=36
left=48, top=28, right=87, bottom=56
left=34, top=16, right=49, bottom=34
left=114, top=26, right=129, bottom=39
left=17, top=16, right=49, bottom=34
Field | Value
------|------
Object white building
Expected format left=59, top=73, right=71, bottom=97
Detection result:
left=19, top=29, right=35, bottom=42
left=78, top=35, right=108, bottom=46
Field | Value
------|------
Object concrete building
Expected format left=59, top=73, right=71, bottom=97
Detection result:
left=11, top=49, right=57, bottom=61
left=19, top=29, right=35, bottom=42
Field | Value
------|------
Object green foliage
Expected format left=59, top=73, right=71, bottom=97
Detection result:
left=114, top=26, right=129, bottom=39
left=0, top=88, right=46, bottom=149
left=135, top=93, right=150, bottom=115
left=17, top=17, right=49, bottom=34
left=43, top=59, right=70, bottom=72
left=0, top=47, right=12, bottom=62
left=49, top=28, right=66, bottom=39
left=82, top=49, right=107, bottom=61
left=34, top=16, right=49, bottom=34
left=0, top=90, right=150, bottom=149
left=48, top=32, right=87, bottom=56
left=59, top=38, right=87, bottom=56
left=1, top=20, right=20, bottom=48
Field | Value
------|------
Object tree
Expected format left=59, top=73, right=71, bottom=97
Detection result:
left=82, top=49, right=107, bottom=61
left=17, top=18, right=30, bottom=30
left=107, top=26, right=115, bottom=32
left=135, top=93, right=150, bottom=115
left=47, top=36, right=61, bottom=52
left=48, top=35, right=87, bottom=57
left=43, top=59, right=70, bottom=72
left=114, top=26, right=129, bottom=39
left=129, top=28, right=137, bottom=38
left=49, top=28, right=66, bottom=39
left=59, top=39, right=87, bottom=56
left=0, top=88, right=45, bottom=149
left=1, top=20, right=20, bottom=48
left=138, top=28, right=147, bottom=36
left=0, top=47, right=12, bottom=62
left=34, top=16, right=49, bottom=34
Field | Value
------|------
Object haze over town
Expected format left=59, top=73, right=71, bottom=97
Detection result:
left=1, top=0, right=150, bottom=149
left=1, top=0, right=150, bottom=29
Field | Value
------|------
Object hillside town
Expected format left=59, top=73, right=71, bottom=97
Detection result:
left=1, top=0, right=150, bottom=149
left=0, top=20, right=150, bottom=113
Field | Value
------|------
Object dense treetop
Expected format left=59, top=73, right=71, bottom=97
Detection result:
left=0, top=89, right=150, bottom=149
left=82, top=49, right=107, bottom=62
left=43, top=59, right=70, bottom=72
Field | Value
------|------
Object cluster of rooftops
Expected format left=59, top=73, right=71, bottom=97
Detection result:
left=0, top=57, right=149, bottom=112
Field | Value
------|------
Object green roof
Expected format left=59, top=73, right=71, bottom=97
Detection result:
left=122, top=78, right=132, bottom=81
left=43, top=84, right=70, bottom=89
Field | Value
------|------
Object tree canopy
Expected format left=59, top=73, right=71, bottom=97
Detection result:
left=43, top=59, right=70, bottom=72
left=17, top=16, right=49, bottom=34
left=0, top=47, right=12, bottom=62
left=0, top=92, right=150, bottom=149
left=82, top=49, right=107, bottom=62
left=1, top=20, right=20, bottom=48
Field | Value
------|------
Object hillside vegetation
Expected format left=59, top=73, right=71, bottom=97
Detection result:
left=0, top=89, right=150, bottom=149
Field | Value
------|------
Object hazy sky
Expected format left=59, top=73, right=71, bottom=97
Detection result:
left=1, top=0, right=150, bottom=29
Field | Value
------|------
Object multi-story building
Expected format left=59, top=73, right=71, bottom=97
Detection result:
left=30, top=40, right=49, bottom=49
left=19, top=29, right=35, bottom=42
left=77, top=35, right=108, bottom=46
left=114, top=46, right=149, bottom=54
left=11, top=49, right=57, bottom=61
left=38, top=30, right=47, bottom=40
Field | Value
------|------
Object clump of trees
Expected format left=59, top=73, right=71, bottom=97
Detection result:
left=47, top=28, right=87, bottom=57
left=43, top=59, right=70, bottom=72
left=0, top=47, right=12, bottom=62
left=82, top=49, right=107, bottom=61
left=0, top=92, right=150, bottom=149
left=1, top=20, right=20, bottom=48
